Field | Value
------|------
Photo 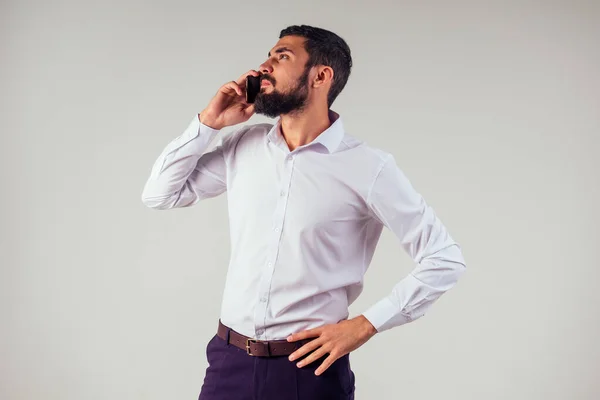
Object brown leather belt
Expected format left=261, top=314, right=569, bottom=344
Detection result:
left=217, top=320, right=309, bottom=357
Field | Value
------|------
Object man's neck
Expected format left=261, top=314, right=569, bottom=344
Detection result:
left=279, top=103, right=332, bottom=152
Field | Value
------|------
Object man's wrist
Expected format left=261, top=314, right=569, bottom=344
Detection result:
left=198, top=110, right=221, bottom=130
left=357, top=314, right=378, bottom=338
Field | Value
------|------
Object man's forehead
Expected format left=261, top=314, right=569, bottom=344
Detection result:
left=268, top=36, right=306, bottom=56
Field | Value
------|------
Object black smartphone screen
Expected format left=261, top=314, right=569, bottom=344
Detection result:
left=246, top=75, right=261, bottom=104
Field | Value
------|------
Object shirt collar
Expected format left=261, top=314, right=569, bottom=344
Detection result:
left=266, top=109, right=345, bottom=154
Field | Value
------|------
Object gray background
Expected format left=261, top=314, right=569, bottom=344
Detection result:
left=2, top=0, right=599, bottom=399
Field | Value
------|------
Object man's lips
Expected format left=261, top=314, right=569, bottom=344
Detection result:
left=261, top=80, right=272, bottom=87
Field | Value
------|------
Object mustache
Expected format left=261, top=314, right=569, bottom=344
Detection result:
left=260, top=75, right=276, bottom=85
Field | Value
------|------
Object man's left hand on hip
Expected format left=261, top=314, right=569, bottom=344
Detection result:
left=286, top=315, right=378, bottom=375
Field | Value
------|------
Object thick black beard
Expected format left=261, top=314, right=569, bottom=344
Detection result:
left=253, top=70, right=310, bottom=118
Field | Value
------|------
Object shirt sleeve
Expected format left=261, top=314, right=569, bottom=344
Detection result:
left=361, top=154, right=466, bottom=333
left=141, top=113, right=229, bottom=209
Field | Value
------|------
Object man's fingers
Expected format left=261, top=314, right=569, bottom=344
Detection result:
left=236, top=69, right=260, bottom=86
left=296, top=346, right=328, bottom=368
left=221, top=81, right=243, bottom=96
left=315, top=354, right=338, bottom=376
left=218, top=70, right=260, bottom=101
left=288, top=338, right=322, bottom=362
left=288, top=327, right=322, bottom=342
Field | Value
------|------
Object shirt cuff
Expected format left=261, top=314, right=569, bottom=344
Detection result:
left=149, top=114, right=222, bottom=179
left=362, top=296, right=412, bottom=333
left=165, top=114, right=221, bottom=153
left=190, top=113, right=221, bottom=140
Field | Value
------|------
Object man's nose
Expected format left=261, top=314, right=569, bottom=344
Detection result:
left=259, top=62, right=273, bottom=74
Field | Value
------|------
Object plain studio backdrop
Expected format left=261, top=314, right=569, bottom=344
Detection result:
left=1, top=0, right=599, bottom=399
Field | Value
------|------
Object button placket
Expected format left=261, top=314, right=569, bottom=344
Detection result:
left=253, top=153, right=296, bottom=340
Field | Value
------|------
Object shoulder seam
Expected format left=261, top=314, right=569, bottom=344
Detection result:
left=366, top=153, right=393, bottom=205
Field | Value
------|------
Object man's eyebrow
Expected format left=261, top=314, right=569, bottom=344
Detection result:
left=268, top=47, right=295, bottom=57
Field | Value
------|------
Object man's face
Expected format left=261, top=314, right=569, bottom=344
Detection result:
left=254, top=36, right=312, bottom=118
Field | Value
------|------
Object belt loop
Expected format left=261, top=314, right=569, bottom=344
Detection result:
left=225, top=328, right=231, bottom=346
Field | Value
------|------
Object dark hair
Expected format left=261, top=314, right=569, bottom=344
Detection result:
left=279, top=25, right=352, bottom=108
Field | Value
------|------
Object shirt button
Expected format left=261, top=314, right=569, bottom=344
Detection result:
left=280, top=191, right=285, bottom=196
left=267, top=262, right=272, bottom=267
left=274, top=227, right=279, bottom=232
left=257, top=329, right=264, bottom=335
left=260, top=296, right=268, bottom=302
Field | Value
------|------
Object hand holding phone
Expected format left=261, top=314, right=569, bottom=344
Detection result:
left=199, top=70, right=261, bottom=130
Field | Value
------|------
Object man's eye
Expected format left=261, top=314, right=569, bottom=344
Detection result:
left=279, top=54, right=289, bottom=60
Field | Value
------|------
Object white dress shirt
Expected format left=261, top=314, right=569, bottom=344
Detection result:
left=141, top=110, right=466, bottom=340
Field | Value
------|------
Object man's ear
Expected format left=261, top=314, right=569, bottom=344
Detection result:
left=312, top=66, right=334, bottom=88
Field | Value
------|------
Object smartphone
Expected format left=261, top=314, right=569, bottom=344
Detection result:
left=246, top=75, right=261, bottom=104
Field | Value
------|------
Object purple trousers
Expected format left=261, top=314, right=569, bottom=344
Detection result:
left=198, top=334, right=355, bottom=400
